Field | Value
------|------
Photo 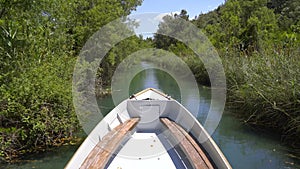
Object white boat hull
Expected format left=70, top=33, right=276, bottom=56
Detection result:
left=66, top=88, right=231, bottom=169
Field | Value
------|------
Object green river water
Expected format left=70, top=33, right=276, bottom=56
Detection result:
left=2, top=67, right=300, bottom=169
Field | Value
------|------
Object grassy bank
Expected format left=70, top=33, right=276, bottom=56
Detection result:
left=223, top=50, right=300, bottom=148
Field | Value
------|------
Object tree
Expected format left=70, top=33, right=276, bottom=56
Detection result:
left=193, top=0, right=280, bottom=54
left=0, top=0, right=143, bottom=161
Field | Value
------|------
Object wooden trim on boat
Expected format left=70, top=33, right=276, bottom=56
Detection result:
left=160, top=118, right=214, bottom=169
left=80, top=118, right=140, bottom=169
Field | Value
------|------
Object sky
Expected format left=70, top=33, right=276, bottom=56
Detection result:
left=129, top=0, right=225, bottom=38
left=131, top=0, right=225, bottom=19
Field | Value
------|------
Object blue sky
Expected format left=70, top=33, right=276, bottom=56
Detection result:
left=132, top=0, right=225, bottom=19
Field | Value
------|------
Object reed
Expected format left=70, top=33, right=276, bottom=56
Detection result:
left=223, top=50, right=300, bottom=148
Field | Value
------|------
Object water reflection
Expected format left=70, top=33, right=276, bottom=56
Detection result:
left=213, top=113, right=299, bottom=169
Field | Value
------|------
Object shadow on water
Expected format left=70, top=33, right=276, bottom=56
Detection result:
left=3, top=63, right=300, bottom=169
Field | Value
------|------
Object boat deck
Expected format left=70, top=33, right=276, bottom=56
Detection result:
left=108, top=132, right=177, bottom=169
left=80, top=118, right=214, bottom=169
left=80, top=118, right=139, bottom=169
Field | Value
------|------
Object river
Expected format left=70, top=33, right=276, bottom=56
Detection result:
left=3, top=67, right=300, bottom=169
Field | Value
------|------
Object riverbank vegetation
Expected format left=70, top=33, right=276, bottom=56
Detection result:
left=0, top=0, right=143, bottom=161
left=224, top=51, right=299, bottom=147
left=196, top=0, right=300, bottom=149
left=1, top=0, right=299, bottom=162
left=153, top=0, right=300, bottom=148
left=148, top=0, right=299, bottom=150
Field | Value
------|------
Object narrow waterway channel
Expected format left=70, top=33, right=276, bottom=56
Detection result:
left=3, top=66, right=300, bottom=169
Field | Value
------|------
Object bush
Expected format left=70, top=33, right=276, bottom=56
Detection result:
left=0, top=56, right=78, bottom=161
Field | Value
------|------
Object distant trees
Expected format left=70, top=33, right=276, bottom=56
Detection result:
left=153, top=10, right=211, bottom=85
left=98, top=35, right=153, bottom=88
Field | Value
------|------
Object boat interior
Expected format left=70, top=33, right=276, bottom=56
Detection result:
left=66, top=89, right=231, bottom=169
left=80, top=99, right=215, bottom=169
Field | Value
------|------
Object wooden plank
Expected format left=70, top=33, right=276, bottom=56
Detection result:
left=161, top=118, right=214, bottom=169
left=172, top=120, right=214, bottom=169
left=80, top=118, right=139, bottom=169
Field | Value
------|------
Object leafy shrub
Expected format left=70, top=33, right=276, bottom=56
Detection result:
left=0, top=56, right=78, bottom=161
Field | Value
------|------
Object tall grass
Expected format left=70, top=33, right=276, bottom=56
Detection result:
left=224, top=50, right=300, bottom=147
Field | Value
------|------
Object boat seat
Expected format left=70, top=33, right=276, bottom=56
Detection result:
left=160, top=118, right=214, bottom=169
left=80, top=118, right=140, bottom=169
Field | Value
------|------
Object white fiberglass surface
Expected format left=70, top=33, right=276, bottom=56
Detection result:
left=134, top=89, right=169, bottom=100
left=107, top=133, right=176, bottom=169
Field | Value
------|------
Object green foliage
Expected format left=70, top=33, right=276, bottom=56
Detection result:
left=224, top=51, right=300, bottom=146
left=0, top=57, right=77, bottom=160
left=153, top=10, right=210, bottom=85
left=193, top=0, right=293, bottom=54
left=67, top=0, right=143, bottom=53
left=97, top=35, right=153, bottom=90
left=0, top=0, right=143, bottom=161
left=269, top=0, right=300, bottom=30
left=192, top=0, right=300, bottom=148
left=153, top=0, right=300, bottom=149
